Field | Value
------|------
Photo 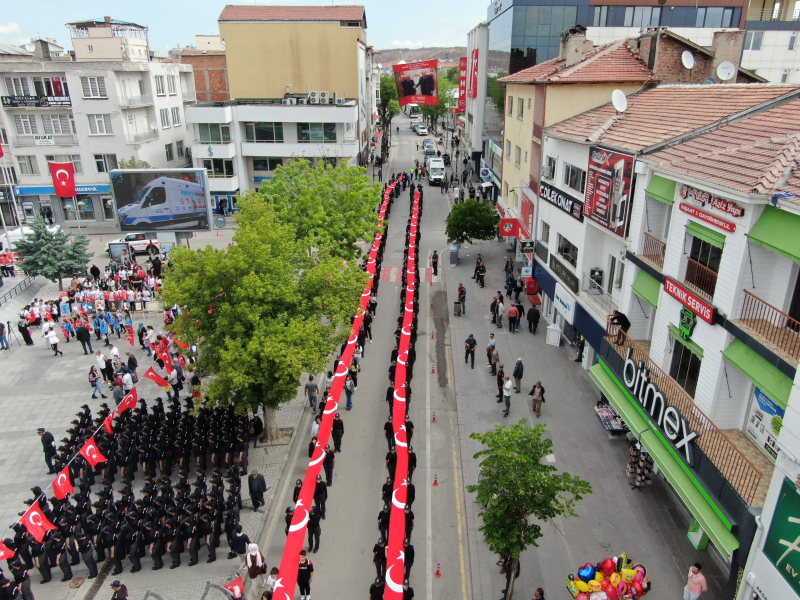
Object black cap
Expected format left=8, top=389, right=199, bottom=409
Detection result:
left=296, top=479, right=302, bottom=485
left=110, top=580, right=122, bottom=587
left=37, top=428, right=45, bottom=434
left=404, top=538, right=410, bottom=546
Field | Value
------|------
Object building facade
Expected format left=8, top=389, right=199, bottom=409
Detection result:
left=181, top=49, right=229, bottom=103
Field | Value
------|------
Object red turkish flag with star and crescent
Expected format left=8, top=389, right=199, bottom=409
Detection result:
left=79, top=436, right=107, bottom=467
left=0, top=539, right=15, bottom=561
left=142, top=367, right=168, bottom=387
left=48, top=161, right=76, bottom=198
left=103, top=410, right=116, bottom=434
left=52, top=466, right=74, bottom=500
left=118, top=388, right=138, bottom=413
left=223, top=575, right=245, bottom=597
left=22, top=500, right=57, bottom=542
left=124, top=333, right=135, bottom=346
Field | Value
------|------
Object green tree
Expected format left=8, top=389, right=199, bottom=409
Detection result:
left=13, top=216, right=93, bottom=290
left=118, top=157, right=152, bottom=169
left=250, top=159, right=381, bottom=259
left=444, top=66, right=459, bottom=85
left=467, top=422, right=592, bottom=599
left=487, top=72, right=507, bottom=112
left=445, top=199, right=500, bottom=244
left=379, top=75, right=401, bottom=159
left=420, top=78, right=456, bottom=131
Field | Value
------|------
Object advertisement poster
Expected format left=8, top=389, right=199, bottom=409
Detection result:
left=745, top=387, right=784, bottom=463
left=468, top=48, right=479, bottom=98
left=393, top=59, right=439, bottom=107
left=456, top=57, right=467, bottom=113
left=583, top=146, right=635, bottom=239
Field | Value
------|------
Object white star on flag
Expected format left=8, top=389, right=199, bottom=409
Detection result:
left=398, top=551, right=405, bottom=562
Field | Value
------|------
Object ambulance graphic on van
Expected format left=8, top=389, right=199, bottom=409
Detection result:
left=117, top=176, right=208, bottom=229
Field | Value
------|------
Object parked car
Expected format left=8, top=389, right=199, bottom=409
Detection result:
left=423, top=139, right=434, bottom=149
left=417, top=126, right=428, bottom=136
left=106, top=233, right=161, bottom=256
left=426, top=158, right=446, bottom=186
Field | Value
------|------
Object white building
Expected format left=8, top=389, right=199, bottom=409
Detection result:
left=0, top=18, right=195, bottom=226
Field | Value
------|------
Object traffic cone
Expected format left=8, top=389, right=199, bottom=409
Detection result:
left=432, top=412, right=436, bottom=424
left=431, top=331, right=435, bottom=340
left=433, top=474, right=438, bottom=487
left=435, top=563, right=442, bottom=578
left=431, top=364, right=435, bottom=374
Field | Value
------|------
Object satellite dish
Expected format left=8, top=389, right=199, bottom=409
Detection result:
left=702, top=77, right=716, bottom=85
left=681, top=51, right=695, bottom=69
left=611, top=89, right=628, bottom=113
left=716, top=61, right=736, bottom=81
left=377, top=63, right=382, bottom=69
left=150, top=122, right=158, bottom=131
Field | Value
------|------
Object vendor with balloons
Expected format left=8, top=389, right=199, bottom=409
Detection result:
left=566, top=552, right=651, bottom=600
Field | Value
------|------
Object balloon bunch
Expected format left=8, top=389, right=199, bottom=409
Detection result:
left=566, top=553, right=651, bottom=600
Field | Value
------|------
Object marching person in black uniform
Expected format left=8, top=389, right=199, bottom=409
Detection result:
left=331, top=413, right=344, bottom=453
left=307, top=506, right=321, bottom=554
left=37, top=428, right=57, bottom=474
left=404, top=538, right=415, bottom=579
left=322, top=445, right=335, bottom=486
left=377, top=505, right=390, bottom=541
left=313, top=475, right=327, bottom=520
left=372, top=537, right=386, bottom=578
left=75, top=530, right=98, bottom=578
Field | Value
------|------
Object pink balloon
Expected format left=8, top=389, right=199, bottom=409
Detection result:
left=617, top=582, right=628, bottom=596
left=634, top=571, right=644, bottom=583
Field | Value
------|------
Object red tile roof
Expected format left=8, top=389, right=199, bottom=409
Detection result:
left=182, top=50, right=226, bottom=56
left=219, top=5, right=365, bottom=22
left=547, top=84, right=800, bottom=153
left=498, top=41, right=658, bottom=85
left=648, top=97, right=800, bottom=198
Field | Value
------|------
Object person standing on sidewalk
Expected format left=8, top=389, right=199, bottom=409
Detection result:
left=476, top=260, right=486, bottom=288
left=458, top=284, right=467, bottom=315
left=529, top=381, right=545, bottom=418
left=502, top=375, right=513, bottom=417
left=472, top=254, right=483, bottom=280
left=464, top=334, right=477, bottom=369
left=490, top=346, right=500, bottom=376
left=527, top=305, right=540, bottom=334
left=513, top=359, right=524, bottom=392
left=431, top=250, right=439, bottom=276
left=304, top=376, right=319, bottom=412
left=485, top=333, right=495, bottom=368
left=495, top=298, right=505, bottom=330
left=507, top=304, right=519, bottom=334
left=297, top=551, right=314, bottom=600
left=0, top=321, right=8, bottom=350
left=683, top=563, right=708, bottom=600
left=495, top=365, right=505, bottom=400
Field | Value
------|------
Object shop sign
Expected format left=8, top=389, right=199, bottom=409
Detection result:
left=549, top=254, right=579, bottom=293
left=664, top=277, right=715, bottom=324
left=622, top=347, right=701, bottom=465
left=1, top=95, right=71, bottom=108
left=553, top=282, right=575, bottom=324
left=468, top=48, right=479, bottom=98
left=763, top=478, right=800, bottom=596
left=33, top=135, right=54, bottom=146
left=584, top=146, right=634, bottom=239
left=456, top=56, right=467, bottom=113
left=677, top=306, right=697, bottom=340
left=519, top=240, right=535, bottom=253
left=679, top=203, right=736, bottom=233
left=499, top=218, right=519, bottom=238
left=745, top=387, right=784, bottom=462
left=678, top=184, right=745, bottom=218
left=539, top=181, right=584, bottom=222
left=520, top=190, right=534, bottom=238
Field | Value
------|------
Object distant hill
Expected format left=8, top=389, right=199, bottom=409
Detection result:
left=376, top=46, right=468, bottom=65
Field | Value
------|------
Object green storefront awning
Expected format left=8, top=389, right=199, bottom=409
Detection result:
left=632, top=269, right=661, bottom=308
left=748, top=206, right=800, bottom=266
left=646, top=175, right=676, bottom=205
left=686, top=221, right=726, bottom=249
left=670, top=326, right=704, bottom=359
left=722, top=339, right=792, bottom=409
left=589, top=363, right=739, bottom=556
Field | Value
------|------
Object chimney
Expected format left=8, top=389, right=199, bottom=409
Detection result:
left=104, top=16, right=112, bottom=24
left=32, top=39, right=51, bottom=61
left=710, top=30, right=745, bottom=82
left=559, top=25, right=592, bottom=67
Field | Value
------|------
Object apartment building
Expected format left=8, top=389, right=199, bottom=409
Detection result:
left=0, top=17, right=195, bottom=226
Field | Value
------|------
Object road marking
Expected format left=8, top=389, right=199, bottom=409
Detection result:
left=451, top=413, right=468, bottom=600
left=426, top=275, right=433, bottom=600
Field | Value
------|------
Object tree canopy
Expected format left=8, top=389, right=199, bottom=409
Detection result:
left=379, top=74, right=400, bottom=128
left=13, top=216, right=93, bottom=290
left=445, top=199, right=500, bottom=244
left=119, top=157, right=152, bottom=169
left=420, top=78, right=455, bottom=129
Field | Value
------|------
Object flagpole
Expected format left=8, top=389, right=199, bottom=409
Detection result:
left=74, top=195, right=81, bottom=232
left=1, top=154, right=19, bottom=227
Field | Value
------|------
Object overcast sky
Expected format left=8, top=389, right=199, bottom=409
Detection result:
left=0, top=0, right=488, bottom=52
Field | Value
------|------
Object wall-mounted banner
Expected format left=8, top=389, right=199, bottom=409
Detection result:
left=745, top=387, right=783, bottom=463
left=457, top=56, right=467, bottom=113
left=679, top=203, right=736, bottom=233
left=393, top=59, right=439, bottom=107
left=468, top=48, right=479, bottom=98
left=539, top=181, right=583, bottom=222
left=584, top=146, right=635, bottom=238
left=678, top=184, right=745, bottom=218
left=554, top=282, right=575, bottom=324
left=499, top=218, right=519, bottom=238
left=664, top=277, right=715, bottom=324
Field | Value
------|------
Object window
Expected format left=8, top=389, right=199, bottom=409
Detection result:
left=253, top=157, right=283, bottom=171
left=615, top=261, right=625, bottom=289
left=142, top=187, right=166, bottom=209
left=42, top=114, right=72, bottom=135
left=160, top=109, right=170, bottom=129
left=0, top=129, right=7, bottom=145
left=44, top=154, right=82, bottom=174
left=171, top=107, right=182, bottom=127
left=176, top=140, right=184, bottom=159
left=506, top=140, right=511, bottom=156
left=563, top=163, right=586, bottom=194
left=607, top=256, right=617, bottom=295
left=557, top=234, right=578, bottom=268
left=773, top=2, right=783, bottom=19
left=94, top=154, right=118, bottom=173
left=198, top=123, right=231, bottom=143
left=13, top=114, right=38, bottom=135
left=624, top=6, right=661, bottom=27
left=16, top=156, right=38, bottom=175
left=541, top=221, right=550, bottom=246
left=517, top=97, right=524, bottom=120
left=5, top=77, right=29, bottom=96
left=244, top=122, right=284, bottom=143
left=80, top=76, right=107, bottom=98
left=32, top=76, right=68, bottom=97
left=593, top=6, right=609, bottom=27
left=201, top=158, right=234, bottom=177
left=790, top=34, right=796, bottom=51
left=782, top=70, right=790, bottom=83
left=545, top=155, right=556, bottom=179
left=515, top=146, right=521, bottom=167
left=167, top=75, right=177, bottom=95
left=165, top=143, right=174, bottom=162
left=669, top=339, right=702, bottom=398
left=87, top=114, right=112, bottom=135
left=88, top=45, right=93, bottom=53
left=508, top=96, right=513, bottom=116
left=296, top=123, right=336, bottom=143
left=154, top=76, right=165, bottom=96
left=744, top=31, right=763, bottom=51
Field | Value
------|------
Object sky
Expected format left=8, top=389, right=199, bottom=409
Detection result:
left=0, top=0, right=489, bottom=53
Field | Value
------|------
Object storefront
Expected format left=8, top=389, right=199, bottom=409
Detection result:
left=13, top=184, right=113, bottom=223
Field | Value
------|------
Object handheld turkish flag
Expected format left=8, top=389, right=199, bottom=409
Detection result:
left=103, top=410, right=116, bottom=434
left=175, top=340, right=190, bottom=349
left=48, top=161, right=76, bottom=198
left=79, top=436, right=107, bottom=467
left=126, top=325, right=134, bottom=336
left=118, top=388, right=138, bottom=413
left=124, top=333, right=135, bottom=346
left=223, top=575, right=245, bottom=597
left=22, top=500, right=56, bottom=542
left=52, top=466, right=74, bottom=500
left=142, top=367, right=168, bottom=387
left=161, top=352, right=174, bottom=374
left=0, top=539, right=15, bottom=561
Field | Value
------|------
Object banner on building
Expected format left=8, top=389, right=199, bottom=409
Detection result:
left=499, top=218, right=519, bottom=238
left=457, top=57, right=467, bottom=113
left=393, top=59, right=439, bottom=107
left=583, top=146, right=635, bottom=239
left=468, top=48, right=479, bottom=98
left=745, top=387, right=784, bottom=463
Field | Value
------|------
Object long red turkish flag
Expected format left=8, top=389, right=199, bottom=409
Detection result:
left=22, top=500, right=56, bottom=542
left=52, top=466, right=74, bottom=500
left=142, top=367, right=168, bottom=387
left=79, top=436, right=107, bottom=467
left=48, top=161, right=76, bottom=198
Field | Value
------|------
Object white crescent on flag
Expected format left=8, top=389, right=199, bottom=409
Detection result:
left=401, top=326, right=411, bottom=336
left=348, top=332, right=358, bottom=345
left=57, top=473, right=68, bottom=487
left=405, top=303, right=414, bottom=313
left=288, top=509, right=309, bottom=532
left=309, top=448, right=325, bottom=467
left=55, top=169, right=70, bottom=184
left=393, top=389, right=406, bottom=403
left=28, top=512, right=43, bottom=527
left=385, top=565, right=404, bottom=593
left=391, top=487, right=406, bottom=510
left=335, top=362, right=349, bottom=377
left=394, top=432, right=408, bottom=448
left=323, top=401, right=338, bottom=415
left=87, top=445, right=98, bottom=460
left=397, top=352, right=407, bottom=366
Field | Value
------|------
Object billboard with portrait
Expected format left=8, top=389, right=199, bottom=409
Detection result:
left=393, top=59, right=439, bottom=107
left=109, top=169, right=211, bottom=232
left=583, top=146, right=635, bottom=239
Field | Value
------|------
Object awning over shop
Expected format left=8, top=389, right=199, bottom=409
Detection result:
left=686, top=221, right=726, bottom=249
left=748, top=206, right=800, bottom=266
left=670, top=327, right=704, bottom=359
left=646, top=175, right=676, bottom=205
left=632, top=269, right=661, bottom=308
left=722, top=339, right=792, bottom=409
left=589, top=362, right=739, bottom=556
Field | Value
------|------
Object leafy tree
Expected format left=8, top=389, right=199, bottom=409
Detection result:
left=444, top=66, right=459, bottom=85
left=119, top=157, right=152, bottom=169
left=379, top=75, right=401, bottom=159
left=12, top=216, right=93, bottom=290
left=420, top=78, right=456, bottom=130
left=445, top=199, right=500, bottom=244
left=487, top=72, right=507, bottom=112
left=467, top=422, right=592, bottom=599
left=251, top=159, right=381, bottom=259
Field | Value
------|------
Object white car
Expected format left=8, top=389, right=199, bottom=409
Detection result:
left=106, top=232, right=161, bottom=256
left=417, top=126, right=428, bottom=136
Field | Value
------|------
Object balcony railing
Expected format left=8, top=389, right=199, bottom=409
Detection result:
left=684, top=257, right=717, bottom=301
left=126, top=130, right=159, bottom=144
left=605, top=321, right=764, bottom=505
left=11, top=134, right=78, bottom=146
left=581, top=273, right=618, bottom=314
left=640, top=232, right=666, bottom=271
left=746, top=7, right=800, bottom=21
left=736, top=289, right=800, bottom=365
left=119, top=94, right=154, bottom=108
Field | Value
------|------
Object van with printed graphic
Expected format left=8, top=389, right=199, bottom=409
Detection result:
left=117, top=176, right=208, bottom=229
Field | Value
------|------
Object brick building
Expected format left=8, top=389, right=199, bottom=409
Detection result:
left=181, top=49, right=229, bottom=102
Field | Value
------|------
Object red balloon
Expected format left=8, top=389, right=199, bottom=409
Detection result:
left=598, top=558, right=616, bottom=577
left=602, top=580, right=619, bottom=600
left=630, top=581, right=645, bottom=598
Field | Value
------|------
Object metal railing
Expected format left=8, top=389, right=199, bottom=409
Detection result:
left=0, top=275, right=37, bottom=308
left=746, top=7, right=800, bottom=21
left=12, top=134, right=78, bottom=146
left=119, top=94, right=154, bottom=107
left=605, top=320, right=763, bottom=505
left=738, top=289, right=800, bottom=361
left=684, top=257, right=717, bottom=301
left=126, top=130, right=159, bottom=144
left=640, top=232, right=667, bottom=271
left=582, top=273, right=618, bottom=313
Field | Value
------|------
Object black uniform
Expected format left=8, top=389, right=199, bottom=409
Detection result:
left=307, top=509, right=321, bottom=553
left=331, top=417, right=344, bottom=453
left=372, top=541, right=386, bottom=578
left=39, top=431, right=57, bottom=474
left=313, top=480, right=327, bottom=519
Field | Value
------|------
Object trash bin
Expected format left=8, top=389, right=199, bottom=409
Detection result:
left=454, top=301, right=462, bottom=317
left=525, top=277, right=538, bottom=296
left=449, top=244, right=459, bottom=267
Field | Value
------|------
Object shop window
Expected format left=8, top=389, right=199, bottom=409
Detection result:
left=557, top=233, right=578, bottom=268
left=669, top=339, right=702, bottom=398
left=540, top=221, right=550, bottom=246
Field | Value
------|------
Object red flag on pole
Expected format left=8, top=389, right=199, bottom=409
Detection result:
left=223, top=575, right=245, bottom=598
left=48, top=162, right=76, bottom=198
left=52, top=466, right=74, bottom=500
left=175, top=340, right=190, bottom=349
left=161, top=352, right=174, bottom=374
left=22, top=500, right=57, bottom=542
left=79, top=436, right=107, bottom=467
left=118, top=388, right=138, bottom=413
left=0, top=539, right=15, bottom=561
left=103, top=410, right=116, bottom=434
left=124, top=333, right=135, bottom=346
left=142, top=367, right=168, bottom=387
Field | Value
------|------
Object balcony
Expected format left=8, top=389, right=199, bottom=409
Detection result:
left=12, top=134, right=78, bottom=147
left=192, top=140, right=236, bottom=159
left=126, top=130, right=159, bottom=144
left=684, top=257, right=717, bottom=301
left=206, top=174, right=239, bottom=193
left=580, top=272, right=618, bottom=318
left=746, top=7, right=800, bottom=21
left=119, top=94, right=154, bottom=108
left=735, top=290, right=800, bottom=368
left=639, top=232, right=666, bottom=271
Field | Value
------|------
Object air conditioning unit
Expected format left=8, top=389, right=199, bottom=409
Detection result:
left=287, top=97, right=297, bottom=105
left=335, top=97, right=347, bottom=105
left=298, top=97, right=309, bottom=105
left=309, top=91, right=320, bottom=104
left=320, top=91, right=330, bottom=104
left=541, top=165, right=553, bottom=179
left=281, top=99, right=292, bottom=105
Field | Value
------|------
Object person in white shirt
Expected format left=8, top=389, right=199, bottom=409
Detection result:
left=502, top=375, right=513, bottom=417
left=108, top=344, right=120, bottom=360
left=121, top=369, right=134, bottom=392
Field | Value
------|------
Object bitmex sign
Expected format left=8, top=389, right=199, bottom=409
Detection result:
left=622, top=348, right=701, bottom=465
